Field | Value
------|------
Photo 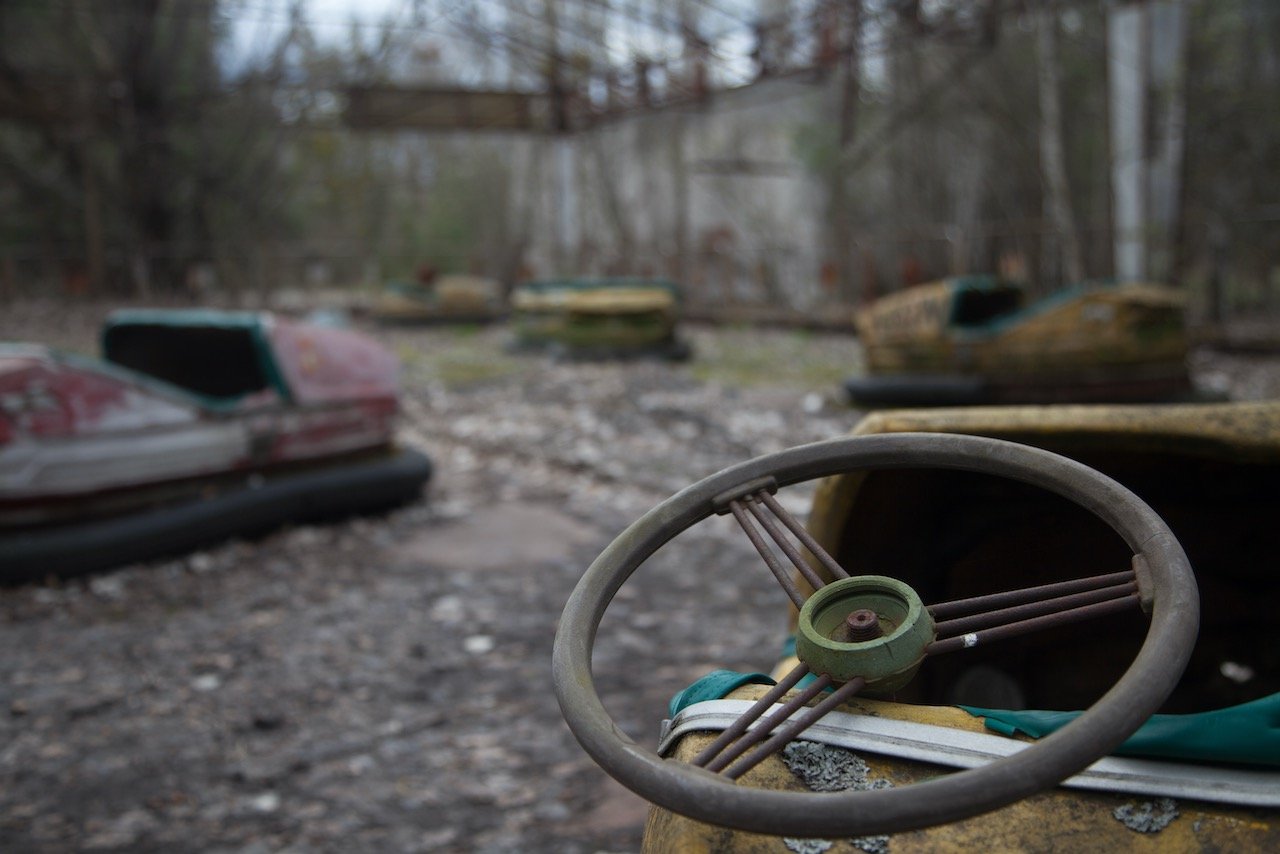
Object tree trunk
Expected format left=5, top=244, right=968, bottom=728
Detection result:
left=79, top=142, right=105, bottom=295
left=1108, top=3, right=1147, bottom=281
left=1108, top=0, right=1187, bottom=283
left=831, top=0, right=862, bottom=302
left=590, top=133, right=635, bottom=270
left=1146, top=0, right=1188, bottom=283
left=1035, top=1, right=1084, bottom=285
left=669, top=114, right=689, bottom=282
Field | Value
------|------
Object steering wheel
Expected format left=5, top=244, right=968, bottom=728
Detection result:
left=552, top=433, right=1199, bottom=838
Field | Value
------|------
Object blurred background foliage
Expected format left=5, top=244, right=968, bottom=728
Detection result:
left=0, top=0, right=1275, bottom=324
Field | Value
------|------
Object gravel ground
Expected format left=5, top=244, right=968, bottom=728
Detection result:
left=1, top=300, right=1277, bottom=852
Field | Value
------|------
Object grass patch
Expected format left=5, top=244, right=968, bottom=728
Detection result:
left=689, top=329, right=862, bottom=390
left=431, top=352, right=527, bottom=386
left=395, top=331, right=530, bottom=388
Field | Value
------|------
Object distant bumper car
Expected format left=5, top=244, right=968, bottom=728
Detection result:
left=373, top=275, right=504, bottom=323
left=846, top=276, right=1194, bottom=406
left=554, top=400, right=1280, bottom=850
left=0, top=309, right=432, bottom=581
left=510, top=278, right=691, bottom=360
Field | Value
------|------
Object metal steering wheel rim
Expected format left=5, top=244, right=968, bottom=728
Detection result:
left=552, top=433, right=1199, bottom=838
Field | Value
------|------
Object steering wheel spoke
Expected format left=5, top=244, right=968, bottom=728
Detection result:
left=924, top=569, right=1142, bottom=656
left=722, top=676, right=866, bottom=780
left=927, top=590, right=1142, bottom=656
left=691, top=662, right=812, bottom=768
left=688, top=660, right=869, bottom=782
left=927, top=569, right=1138, bottom=620
left=704, top=672, right=836, bottom=774
left=726, top=487, right=850, bottom=608
left=726, top=497, right=810, bottom=608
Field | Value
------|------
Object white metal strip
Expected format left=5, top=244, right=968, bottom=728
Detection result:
left=659, top=699, right=1280, bottom=807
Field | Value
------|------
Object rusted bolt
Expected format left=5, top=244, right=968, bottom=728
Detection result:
left=845, top=609, right=882, bottom=642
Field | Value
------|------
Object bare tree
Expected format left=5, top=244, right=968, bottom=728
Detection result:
left=1035, top=0, right=1084, bottom=284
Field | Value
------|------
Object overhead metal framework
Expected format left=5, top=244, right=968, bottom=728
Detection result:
left=343, top=85, right=552, bottom=132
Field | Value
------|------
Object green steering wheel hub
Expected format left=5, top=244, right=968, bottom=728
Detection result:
left=795, top=575, right=935, bottom=692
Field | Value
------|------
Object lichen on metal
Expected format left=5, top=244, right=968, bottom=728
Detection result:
left=1112, top=798, right=1180, bottom=834
left=782, top=743, right=893, bottom=853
